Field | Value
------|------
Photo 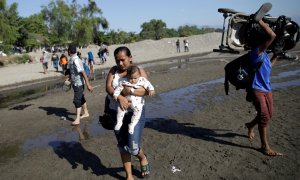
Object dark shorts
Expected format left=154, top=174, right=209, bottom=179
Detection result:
left=252, top=90, right=273, bottom=127
left=72, top=85, right=86, bottom=108
left=43, top=62, right=48, bottom=69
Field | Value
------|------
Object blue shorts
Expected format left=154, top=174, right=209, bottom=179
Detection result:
left=52, top=60, right=58, bottom=68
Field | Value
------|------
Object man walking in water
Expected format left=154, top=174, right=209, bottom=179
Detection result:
left=66, top=45, right=93, bottom=126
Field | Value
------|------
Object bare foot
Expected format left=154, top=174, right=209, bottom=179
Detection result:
left=80, top=113, right=89, bottom=119
left=126, top=176, right=134, bottom=180
left=71, top=119, right=80, bottom=126
left=245, top=123, right=255, bottom=140
left=261, top=148, right=283, bottom=156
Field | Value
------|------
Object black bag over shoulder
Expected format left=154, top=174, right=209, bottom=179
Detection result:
left=99, top=113, right=114, bottom=130
left=99, top=95, right=114, bottom=130
left=224, top=52, right=263, bottom=95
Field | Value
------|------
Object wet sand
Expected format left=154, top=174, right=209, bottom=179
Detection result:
left=0, top=45, right=299, bottom=179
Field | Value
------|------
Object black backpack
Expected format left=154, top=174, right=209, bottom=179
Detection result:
left=224, top=52, right=263, bottom=95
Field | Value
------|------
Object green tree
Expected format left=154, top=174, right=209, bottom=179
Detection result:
left=164, top=28, right=180, bottom=38
left=73, top=17, right=93, bottom=47
left=0, top=0, right=20, bottom=52
left=140, top=19, right=167, bottom=40
left=177, top=25, right=216, bottom=37
left=126, top=32, right=140, bottom=43
left=0, top=0, right=6, bottom=10
left=178, top=25, right=202, bottom=37
left=17, top=13, right=48, bottom=50
left=81, top=0, right=108, bottom=44
left=41, top=0, right=73, bottom=46
left=40, top=0, right=108, bottom=47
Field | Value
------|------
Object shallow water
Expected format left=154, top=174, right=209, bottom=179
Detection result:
left=21, top=73, right=300, bottom=152
left=21, top=77, right=224, bottom=152
left=272, top=69, right=300, bottom=79
left=1, top=55, right=298, bottom=152
left=272, top=79, right=300, bottom=89
left=145, top=78, right=224, bottom=119
left=0, top=69, right=109, bottom=108
left=22, top=115, right=103, bottom=152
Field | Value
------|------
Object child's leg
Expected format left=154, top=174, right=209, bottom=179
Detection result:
left=115, top=106, right=126, bottom=131
left=128, top=104, right=143, bottom=134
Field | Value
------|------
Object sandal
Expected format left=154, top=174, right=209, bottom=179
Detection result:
left=253, top=2, right=272, bottom=22
left=140, top=155, right=150, bottom=177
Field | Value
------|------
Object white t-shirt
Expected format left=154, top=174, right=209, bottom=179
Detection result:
left=68, top=54, right=84, bottom=86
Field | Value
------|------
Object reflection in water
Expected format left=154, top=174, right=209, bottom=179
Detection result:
left=169, top=58, right=190, bottom=70
left=22, top=116, right=106, bottom=152
left=145, top=78, right=224, bottom=119
left=21, top=68, right=300, bottom=152
left=73, top=123, right=90, bottom=141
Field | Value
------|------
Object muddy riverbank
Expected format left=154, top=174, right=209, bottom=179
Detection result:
left=0, top=48, right=299, bottom=179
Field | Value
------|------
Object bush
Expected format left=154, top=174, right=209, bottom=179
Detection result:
left=0, top=56, right=9, bottom=67
left=15, top=54, right=31, bottom=64
left=1, top=44, right=13, bottom=53
left=0, top=54, right=33, bottom=66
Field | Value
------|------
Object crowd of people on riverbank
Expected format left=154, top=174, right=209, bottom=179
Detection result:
left=39, top=45, right=109, bottom=79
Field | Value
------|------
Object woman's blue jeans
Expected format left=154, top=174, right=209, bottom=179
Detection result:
left=108, top=108, right=146, bottom=156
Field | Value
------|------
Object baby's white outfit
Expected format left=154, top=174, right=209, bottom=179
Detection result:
left=113, top=77, right=154, bottom=134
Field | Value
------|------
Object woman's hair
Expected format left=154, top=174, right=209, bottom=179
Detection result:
left=77, top=51, right=82, bottom=58
left=127, top=65, right=140, bottom=77
left=114, top=46, right=132, bottom=57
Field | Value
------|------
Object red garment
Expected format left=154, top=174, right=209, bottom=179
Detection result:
left=252, top=90, right=273, bottom=127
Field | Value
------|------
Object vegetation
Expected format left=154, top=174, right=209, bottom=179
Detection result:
left=0, top=0, right=222, bottom=57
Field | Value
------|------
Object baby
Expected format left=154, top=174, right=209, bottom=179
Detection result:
left=113, top=65, right=155, bottom=134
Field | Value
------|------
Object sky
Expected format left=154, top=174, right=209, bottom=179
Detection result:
left=7, top=0, right=300, bottom=33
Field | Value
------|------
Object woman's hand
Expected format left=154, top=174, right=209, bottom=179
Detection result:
left=117, top=95, right=131, bottom=110
left=122, top=86, right=132, bottom=96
